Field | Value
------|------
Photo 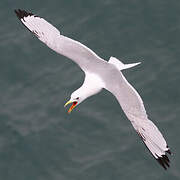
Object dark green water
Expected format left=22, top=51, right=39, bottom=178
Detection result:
left=0, top=0, right=180, bottom=179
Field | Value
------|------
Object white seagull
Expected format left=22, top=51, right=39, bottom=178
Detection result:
left=15, top=9, right=171, bottom=169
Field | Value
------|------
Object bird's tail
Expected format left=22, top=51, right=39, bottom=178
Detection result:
left=108, top=56, right=141, bottom=71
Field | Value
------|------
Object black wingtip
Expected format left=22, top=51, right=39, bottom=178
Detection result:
left=137, top=132, right=172, bottom=170
left=156, top=154, right=170, bottom=170
left=156, top=147, right=172, bottom=170
left=166, top=149, right=172, bottom=155
left=166, top=146, right=172, bottom=155
left=14, top=9, right=34, bottom=20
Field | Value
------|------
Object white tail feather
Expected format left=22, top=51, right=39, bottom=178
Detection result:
left=108, top=56, right=141, bottom=71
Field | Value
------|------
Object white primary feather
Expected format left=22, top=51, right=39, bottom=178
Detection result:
left=15, top=9, right=171, bottom=169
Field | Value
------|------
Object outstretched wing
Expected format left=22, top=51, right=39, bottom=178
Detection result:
left=14, top=9, right=106, bottom=72
left=106, top=71, right=171, bottom=170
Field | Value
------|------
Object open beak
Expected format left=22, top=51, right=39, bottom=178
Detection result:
left=64, top=100, right=78, bottom=113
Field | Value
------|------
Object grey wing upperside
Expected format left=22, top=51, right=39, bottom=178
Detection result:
left=105, top=71, right=171, bottom=169
left=15, top=9, right=106, bottom=72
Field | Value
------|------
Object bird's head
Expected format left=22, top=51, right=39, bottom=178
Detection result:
left=64, top=90, right=86, bottom=113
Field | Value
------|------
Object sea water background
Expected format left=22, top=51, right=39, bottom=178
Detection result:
left=0, top=0, right=180, bottom=179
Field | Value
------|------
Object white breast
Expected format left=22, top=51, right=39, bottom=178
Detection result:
left=83, top=72, right=105, bottom=96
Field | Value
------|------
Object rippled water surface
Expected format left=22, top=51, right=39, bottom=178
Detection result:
left=0, top=0, right=180, bottom=179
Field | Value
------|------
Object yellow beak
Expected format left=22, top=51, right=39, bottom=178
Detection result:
left=64, top=100, right=78, bottom=113
left=64, top=100, right=72, bottom=107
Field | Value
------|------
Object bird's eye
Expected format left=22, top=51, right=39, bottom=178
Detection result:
left=76, top=97, right=79, bottom=100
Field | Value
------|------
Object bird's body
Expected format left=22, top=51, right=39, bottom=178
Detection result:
left=15, top=9, right=171, bottom=169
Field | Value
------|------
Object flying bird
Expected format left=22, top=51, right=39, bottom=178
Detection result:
left=15, top=9, right=171, bottom=169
